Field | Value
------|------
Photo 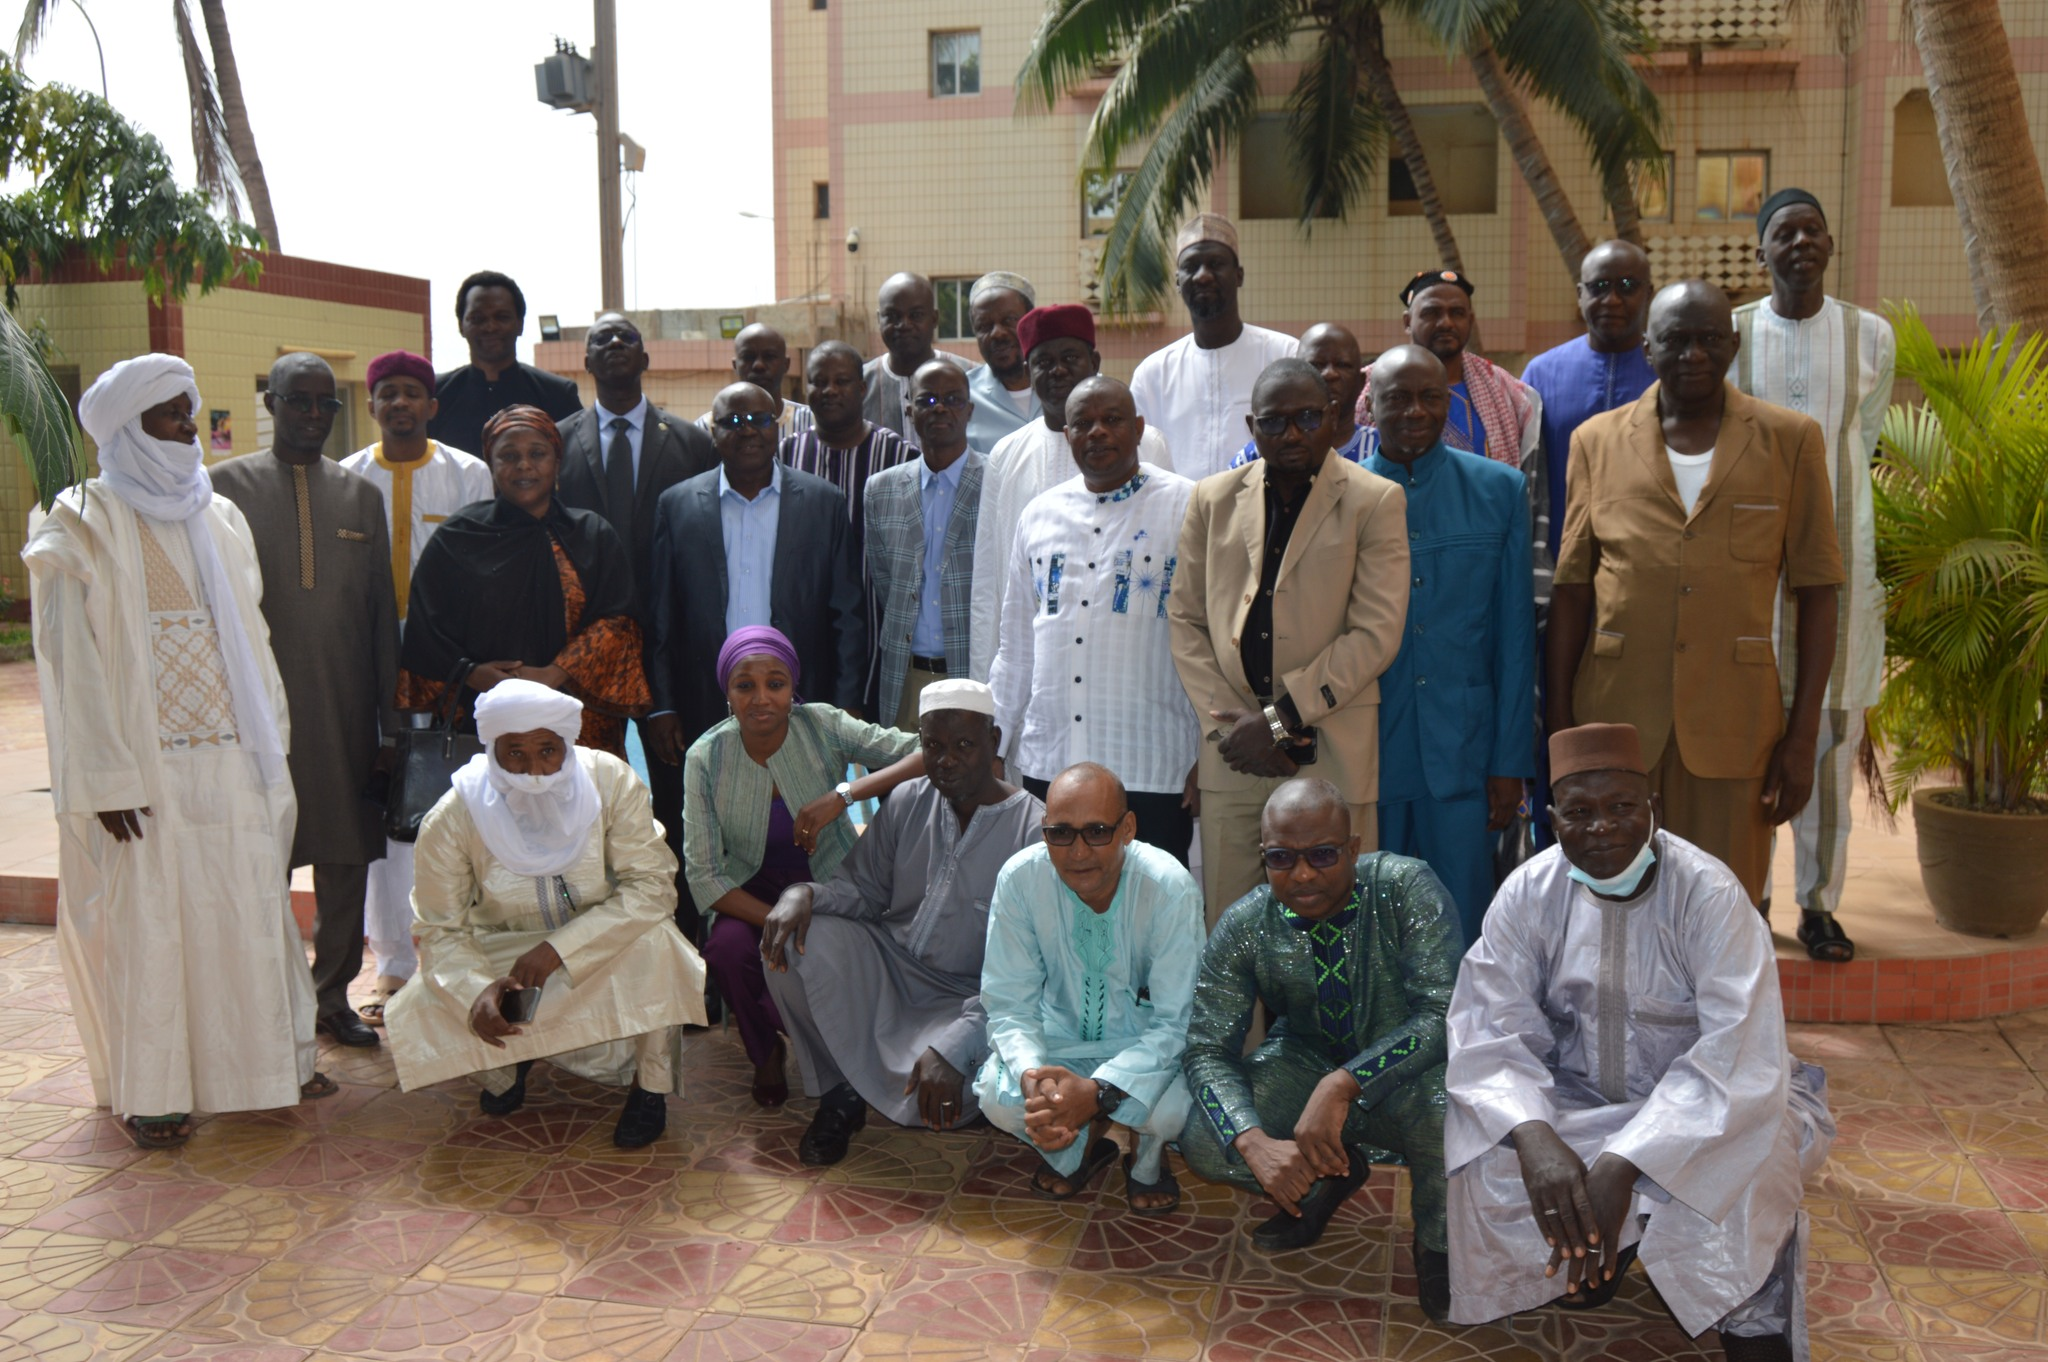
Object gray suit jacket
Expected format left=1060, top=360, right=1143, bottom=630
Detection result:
left=648, top=465, right=867, bottom=747
left=556, top=402, right=717, bottom=614
left=864, top=452, right=983, bottom=718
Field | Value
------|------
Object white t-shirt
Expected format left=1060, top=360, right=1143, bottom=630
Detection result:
left=1666, top=446, right=1714, bottom=515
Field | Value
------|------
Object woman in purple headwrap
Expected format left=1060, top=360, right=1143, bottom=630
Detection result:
left=682, top=626, right=925, bottom=1104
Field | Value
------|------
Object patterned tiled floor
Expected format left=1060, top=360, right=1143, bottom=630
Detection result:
left=2, top=922, right=2046, bottom=1362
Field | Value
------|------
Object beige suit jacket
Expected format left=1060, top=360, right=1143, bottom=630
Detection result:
left=1170, top=456, right=1410, bottom=804
left=1556, top=383, right=1845, bottom=779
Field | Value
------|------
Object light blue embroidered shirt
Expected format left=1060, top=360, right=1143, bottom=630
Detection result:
left=911, top=456, right=966, bottom=654
left=719, top=460, right=783, bottom=634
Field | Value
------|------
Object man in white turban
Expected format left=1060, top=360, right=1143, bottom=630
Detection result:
left=23, top=353, right=324, bottom=1150
left=384, top=679, right=706, bottom=1147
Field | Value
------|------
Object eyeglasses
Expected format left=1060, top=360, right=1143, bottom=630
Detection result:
left=715, top=411, right=778, bottom=431
left=913, top=392, right=969, bottom=411
left=1579, top=276, right=1646, bottom=300
left=1258, top=843, right=1347, bottom=871
left=279, top=393, right=344, bottom=415
left=1252, top=408, right=1326, bottom=438
left=1042, top=822, right=1122, bottom=847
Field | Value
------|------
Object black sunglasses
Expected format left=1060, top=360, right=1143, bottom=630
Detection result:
left=1579, top=276, right=1646, bottom=299
left=1043, top=821, right=1122, bottom=847
left=715, top=411, right=778, bottom=431
left=1252, top=408, right=1326, bottom=438
left=278, top=393, right=344, bottom=415
left=1259, top=843, right=1347, bottom=871
left=914, top=392, right=969, bottom=411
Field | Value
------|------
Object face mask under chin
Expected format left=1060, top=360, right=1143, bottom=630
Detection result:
left=1566, top=824, right=1658, bottom=899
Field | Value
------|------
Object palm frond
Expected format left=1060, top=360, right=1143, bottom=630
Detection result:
left=1491, top=0, right=1663, bottom=182
left=1078, top=0, right=1294, bottom=171
left=1285, top=29, right=1389, bottom=224
left=1017, top=0, right=1181, bottom=112
left=13, top=0, right=59, bottom=61
left=172, top=0, right=239, bottom=218
left=1385, top=0, right=1521, bottom=49
left=0, top=304, right=82, bottom=509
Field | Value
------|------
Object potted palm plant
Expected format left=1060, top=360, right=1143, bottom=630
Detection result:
left=1869, top=305, right=2048, bottom=938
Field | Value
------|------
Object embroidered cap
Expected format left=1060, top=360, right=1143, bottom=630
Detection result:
left=1401, top=269, right=1475, bottom=306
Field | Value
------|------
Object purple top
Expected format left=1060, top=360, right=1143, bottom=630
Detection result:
left=739, top=794, right=813, bottom=905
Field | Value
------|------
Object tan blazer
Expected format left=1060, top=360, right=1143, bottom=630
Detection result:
left=1556, top=383, right=1845, bottom=779
left=1169, top=456, right=1410, bottom=804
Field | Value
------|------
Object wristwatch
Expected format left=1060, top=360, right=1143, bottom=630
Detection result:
left=1263, top=704, right=1291, bottom=748
left=834, top=780, right=855, bottom=807
left=1093, top=1078, right=1126, bottom=1117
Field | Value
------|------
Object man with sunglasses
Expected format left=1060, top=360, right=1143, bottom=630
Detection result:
left=210, top=352, right=400, bottom=1050
left=1180, top=778, right=1457, bottom=1318
left=866, top=361, right=984, bottom=730
left=1366, top=345, right=1536, bottom=947
left=1444, top=723, right=1832, bottom=1362
left=1729, top=189, right=1894, bottom=966
left=1227, top=324, right=1369, bottom=470
left=864, top=272, right=978, bottom=451
left=1170, top=359, right=1409, bottom=921
left=988, top=374, right=1199, bottom=863
left=969, top=304, right=1174, bottom=683
left=977, top=762, right=1203, bottom=1211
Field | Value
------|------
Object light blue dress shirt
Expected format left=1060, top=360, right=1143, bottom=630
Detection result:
left=911, top=456, right=964, bottom=655
left=593, top=396, right=649, bottom=481
left=720, top=460, right=783, bottom=635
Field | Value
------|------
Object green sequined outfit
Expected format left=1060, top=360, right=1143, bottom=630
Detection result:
left=1180, top=852, right=1460, bottom=1251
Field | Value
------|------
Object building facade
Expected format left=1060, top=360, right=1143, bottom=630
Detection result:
left=770, top=0, right=2035, bottom=376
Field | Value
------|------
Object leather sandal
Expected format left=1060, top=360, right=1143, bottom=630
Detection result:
left=1798, top=910, right=1855, bottom=963
left=1122, top=1151, right=1182, bottom=1216
left=1030, top=1137, right=1119, bottom=1201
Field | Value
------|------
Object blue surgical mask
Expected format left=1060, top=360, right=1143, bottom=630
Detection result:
left=1567, top=827, right=1658, bottom=899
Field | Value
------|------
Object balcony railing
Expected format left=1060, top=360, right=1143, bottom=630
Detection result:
left=1638, top=0, right=1790, bottom=46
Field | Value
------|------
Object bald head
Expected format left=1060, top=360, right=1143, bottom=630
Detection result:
left=1645, top=280, right=1739, bottom=411
left=1369, top=343, right=1447, bottom=394
left=268, top=351, right=332, bottom=391
left=265, top=352, right=337, bottom=459
left=730, top=322, right=792, bottom=408
left=1042, top=762, right=1134, bottom=911
left=1298, top=324, right=1365, bottom=431
left=878, top=272, right=939, bottom=370
left=1259, top=777, right=1361, bottom=920
left=1577, top=240, right=1653, bottom=351
left=1064, top=375, right=1144, bottom=492
left=1046, top=761, right=1127, bottom=812
left=1648, top=279, right=1732, bottom=332
left=1369, top=345, right=1450, bottom=462
left=1263, top=776, right=1348, bottom=829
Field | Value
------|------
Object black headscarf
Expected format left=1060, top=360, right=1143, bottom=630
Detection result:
left=401, top=493, right=636, bottom=690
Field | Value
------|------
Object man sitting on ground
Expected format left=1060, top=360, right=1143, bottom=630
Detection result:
left=762, top=679, right=1043, bottom=1165
left=977, top=763, right=1203, bottom=1213
left=1180, top=778, right=1458, bottom=1321
left=1444, top=722, right=1834, bottom=1362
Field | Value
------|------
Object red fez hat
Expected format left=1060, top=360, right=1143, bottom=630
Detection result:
left=1017, top=304, right=1095, bottom=358
left=367, top=350, right=436, bottom=395
left=1548, top=723, right=1647, bottom=785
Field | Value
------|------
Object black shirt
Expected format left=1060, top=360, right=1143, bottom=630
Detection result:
left=429, top=361, right=584, bottom=458
left=1240, top=473, right=1313, bottom=710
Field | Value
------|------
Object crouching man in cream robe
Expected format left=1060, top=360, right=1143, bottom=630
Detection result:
left=1445, top=723, right=1833, bottom=1362
left=24, top=354, right=322, bottom=1151
left=385, top=680, right=705, bottom=1148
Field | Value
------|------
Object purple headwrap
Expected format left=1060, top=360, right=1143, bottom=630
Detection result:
left=716, top=626, right=802, bottom=694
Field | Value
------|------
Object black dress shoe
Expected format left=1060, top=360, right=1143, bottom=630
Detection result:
left=1250, top=1147, right=1369, bottom=1253
left=479, top=1060, right=533, bottom=1117
left=798, top=1089, right=868, bottom=1167
left=1721, top=1333, right=1794, bottom=1362
left=613, top=1084, right=668, bottom=1148
left=1415, top=1240, right=1452, bottom=1324
left=316, top=1008, right=380, bottom=1048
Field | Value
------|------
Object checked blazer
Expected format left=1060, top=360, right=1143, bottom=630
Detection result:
left=864, top=451, right=985, bottom=721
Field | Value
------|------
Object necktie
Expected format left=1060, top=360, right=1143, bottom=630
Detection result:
left=604, top=416, right=635, bottom=537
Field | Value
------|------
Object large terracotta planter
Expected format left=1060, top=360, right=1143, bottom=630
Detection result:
left=1912, top=787, right=2048, bottom=938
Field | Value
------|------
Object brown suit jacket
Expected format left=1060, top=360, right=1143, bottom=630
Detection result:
left=1556, top=382, right=1845, bottom=779
left=1169, top=456, right=1410, bottom=804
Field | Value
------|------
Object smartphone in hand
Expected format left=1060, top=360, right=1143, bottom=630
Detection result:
left=500, top=986, right=543, bottom=1024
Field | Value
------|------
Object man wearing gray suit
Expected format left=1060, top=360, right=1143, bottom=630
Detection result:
left=556, top=312, right=718, bottom=930
left=866, top=360, right=984, bottom=731
left=645, top=382, right=868, bottom=771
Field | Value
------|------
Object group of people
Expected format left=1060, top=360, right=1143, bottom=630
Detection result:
left=23, top=183, right=1890, bottom=1359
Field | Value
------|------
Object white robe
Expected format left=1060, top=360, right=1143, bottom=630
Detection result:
left=1444, top=832, right=1833, bottom=1347
left=23, top=484, right=317, bottom=1118
left=1127, top=324, right=1297, bottom=483
left=384, top=749, right=707, bottom=1092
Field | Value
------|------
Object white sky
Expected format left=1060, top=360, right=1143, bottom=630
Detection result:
left=15, top=0, right=779, bottom=369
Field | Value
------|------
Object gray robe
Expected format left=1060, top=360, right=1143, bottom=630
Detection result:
left=765, top=777, right=1042, bottom=1124
left=208, top=453, right=398, bottom=867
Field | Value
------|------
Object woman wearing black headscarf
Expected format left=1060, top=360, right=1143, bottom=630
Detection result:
left=399, top=405, right=648, bottom=757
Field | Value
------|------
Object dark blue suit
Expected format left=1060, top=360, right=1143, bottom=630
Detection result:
left=1366, top=441, right=1536, bottom=944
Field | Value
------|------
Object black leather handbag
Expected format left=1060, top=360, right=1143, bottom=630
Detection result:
left=384, top=661, right=484, bottom=843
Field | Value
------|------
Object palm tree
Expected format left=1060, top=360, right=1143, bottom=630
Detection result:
left=15, top=0, right=280, bottom=251
left=1019, top=0, right=1662, bottom=314
left=1905, top=0, right=2048, bottom=339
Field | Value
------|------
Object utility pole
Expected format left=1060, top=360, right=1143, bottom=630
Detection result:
left=593, top=0, right=624, bottom=311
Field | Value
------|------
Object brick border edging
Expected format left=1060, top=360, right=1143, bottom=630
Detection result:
left=1, top=874, right=317, bottom=942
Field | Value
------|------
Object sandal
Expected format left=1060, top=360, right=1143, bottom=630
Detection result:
left=1797, top=910, right=1855, bottom=963
left=122, top=1114, right=191, bottom=1150
left=358, top=977, right=406, bottom=1026
left=1122, top=1151, right=1182, bottom=1216
left=300, top=1072, right=339, bottom=1100
left=1030, top=1136, right=1119, bottom=1201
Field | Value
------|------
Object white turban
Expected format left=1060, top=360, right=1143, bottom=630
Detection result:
left=454, top=680, right=602, bottom=878
left=919, top=677, right=996, bottom=718
left=78, top=353, right=286, bottom=784
left=969, top=271, right=1035, bottom=308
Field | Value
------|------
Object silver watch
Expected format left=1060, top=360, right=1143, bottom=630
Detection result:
left=834, top=780, right=855, bottom=806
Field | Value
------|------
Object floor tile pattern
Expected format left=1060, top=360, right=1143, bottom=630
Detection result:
left=6, top=924, right=2048, bottom=1359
